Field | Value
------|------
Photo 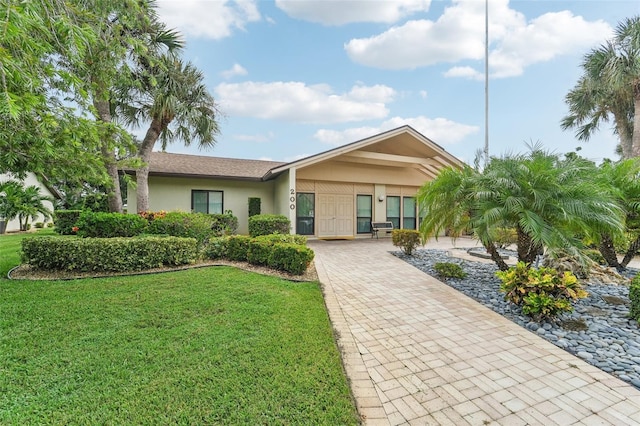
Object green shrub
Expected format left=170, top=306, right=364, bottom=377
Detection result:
left=47, top=222, right=53, bottom=228
left=490, top=227, right=517, bottom=249
left=210, top=212, right=238, bottom=236
left=268, top=243, right=314, bottom=275
left=391, top=229, right=421, bottom=255
left=21, top=236, right=198, bottom=272
left=147, top=212, right=220, bottom=245
left=34, top=222, right=44, bottom=229
left=75, top=211, right=148, bottom=238
left=248, top=197, right=261, bottom=217
left=248, top=214, right=290, bottom=237
left=225, top=235, right=252, bottom=261
left=247, top=234, right=307, bottom=266
left=584, top=249, right=606, bottom=265
left=496, top=261, right=588, bottom=320
left=630, top=275, right=640, bottom=324
left=205, top=237, right=229, bottom=260
left=53, top=210, right=82, bottom=235
left=434, top=262, right=467, bottom=279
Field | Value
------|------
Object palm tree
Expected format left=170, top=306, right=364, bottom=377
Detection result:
left=0, top=181, right=52, bottom=231
left=596, top=158, right=640, bottom=269
left=562, top=42, right=634, bottom=159
left=417, top=146, right=625, bottom=271
left=118, top=55, right=220, bottom=212
left=563, top=16, right=640, bottom=159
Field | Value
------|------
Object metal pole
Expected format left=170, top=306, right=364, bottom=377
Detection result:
left=484, top=0, right=489, bottom=167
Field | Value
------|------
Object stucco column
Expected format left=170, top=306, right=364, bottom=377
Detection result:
left=374, top=184, right=386, bottom=222
left=289, top=167, right=297, bottom=234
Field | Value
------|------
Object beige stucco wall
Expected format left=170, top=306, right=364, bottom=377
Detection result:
left=128, top=175, right=276, bottom=235
left=1, top=172, right=55, bottom=233
left=272, top=170, right=295, bottom=233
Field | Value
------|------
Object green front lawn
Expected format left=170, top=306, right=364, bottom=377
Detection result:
left=0, top=232, right=358, bottom=424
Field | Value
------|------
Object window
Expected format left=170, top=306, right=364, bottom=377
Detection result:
left=192, top=190, right=223, bottom=214
left=403, top=197, right=417, bottom=229
left=386, top=196, right=400, bottom=230
left=296, top=193, right=315, bottom=235
left=356, top=195, right=372, bottom=234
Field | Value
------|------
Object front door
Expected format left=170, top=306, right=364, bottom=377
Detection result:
left=317, top=194, right=354, bottom=238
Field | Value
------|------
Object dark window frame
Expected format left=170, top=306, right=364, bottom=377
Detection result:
left=356, top=194, right=373, bottom=234
left=386, top=195, right=401, bottom=230
left=402, top=196, right=417, bottom=230
left=191, top=190, right=224, bottom=214
left=296, top=192, right=315, bottom=236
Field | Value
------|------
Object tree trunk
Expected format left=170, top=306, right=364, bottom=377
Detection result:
left=615, top=117, right=633, bottom=160
left=598, top=233, right=622, bottom=269
left=484, top=242, right=509, bottom=271
left=94, top=98, right=123, bottom=213
left=516, top=225, right=541, bottom=266
left=136, top=119, right=164, bottom=213
left=621, top=234, right=640, bottom=268
left=631, top=91, right=640, bottom=158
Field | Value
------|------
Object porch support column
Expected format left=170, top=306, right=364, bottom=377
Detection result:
left=374, top=184, right=386, bottom=222
left=288, top=167, right=297, bottom=235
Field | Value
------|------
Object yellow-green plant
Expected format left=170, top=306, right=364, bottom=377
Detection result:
left=392, top=229, right=421, bottom=255
left=496, top=261, right=588, bottom=320
left=630, top=275, right=640, bottom=325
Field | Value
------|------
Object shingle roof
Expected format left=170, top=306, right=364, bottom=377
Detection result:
left=147, top=152, right=286, bottom=180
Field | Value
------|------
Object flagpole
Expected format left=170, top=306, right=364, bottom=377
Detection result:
left=484, top=0, right=489, bottom=167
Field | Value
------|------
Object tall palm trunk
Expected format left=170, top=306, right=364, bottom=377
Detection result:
left=94, top=98, right=123, bottom=213
left=136, top=118, right=165, bottom=213
left=631, top=90, right=640, bottom=158
left=615, top=118, right=633, bottom=159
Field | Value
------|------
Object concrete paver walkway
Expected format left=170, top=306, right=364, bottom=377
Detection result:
left=309, top=238, right=640, bottom=425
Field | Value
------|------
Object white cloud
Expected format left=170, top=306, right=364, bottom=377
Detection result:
left=275, top=0, right=430, bottom=26
left=221, top=63, right=248, bottom=79
left=419, top=90, right=428, bottom=99
left=344, top=0, right=612, bottom=78
left=233, top=132, right=274, bottom=143
left=314, top=116, right=478, bottom=146
left=444, top=66, right=482, bottom=80
left=215, top=82, right=396, bottom=124
left=157, top=0, right=260, bottom=39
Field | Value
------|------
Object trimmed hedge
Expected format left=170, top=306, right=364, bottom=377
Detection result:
left=53, top=210, right=82, bottom=235
left=21, top=236, right=198, bottom=272
left=630, top=275, right=640, bottom=324
left=147, top=212, right=238, bottom=246
left=205, top=233, right=313, bottom=275
left=75, top=211, right=148, bottom=238
left=248, top=197, right=261, bottom=217
left=248, top=214, right=290, bottom=237
left=269, top=243, right=314, bottom=275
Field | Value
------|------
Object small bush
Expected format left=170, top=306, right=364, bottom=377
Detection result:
left=248, top=197, right=261, bottom=217
left=225, top=235, right=252, bottom=261
left=391, top=229, right=421, bottom=255
left=490, top=227, right=517, bottom=249
left=584, top=249, right=606, bottom=265
left=54, top=210, right=82, bottom=235
left=247, top=234, right=307, bottom=266
left=147, top=212, right=218, bottom=245
left=75, top=211, right=148, bottom=238
left=630, top=275, right=640, bottom=324
left=210, top=212, right=238, bottom=236
left=138, top=210, right=167, bottom=222
left=47, top=223, right=53, bottom=228
left=34, top=222, right=44, bottom=229
left=268, top=243, right=314, bottom=275
left=248, top=214, right=290, bottom=237
left=205, top=237, right=229, bottom=260
left=21, top=236, right=198, bottom=272
left=496, top=261, right=588, bottom=320
left=434, top=262, right=467, bottom=279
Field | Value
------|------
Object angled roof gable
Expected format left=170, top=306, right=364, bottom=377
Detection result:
left=264, top=125, right=464, bottom=180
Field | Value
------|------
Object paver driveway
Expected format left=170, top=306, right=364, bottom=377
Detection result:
left=309, top=238, right=640, bottom=425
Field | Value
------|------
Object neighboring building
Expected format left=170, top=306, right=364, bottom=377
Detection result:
left=126, top=126, right=465, bottom=237
left=0, top=172, right=57, bottom=233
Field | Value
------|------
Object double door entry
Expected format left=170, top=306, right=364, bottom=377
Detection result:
left=317, top=194, right=354, bottom=238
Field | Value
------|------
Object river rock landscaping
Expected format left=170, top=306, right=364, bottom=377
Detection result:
left=393, top=248, right=640, bottom=391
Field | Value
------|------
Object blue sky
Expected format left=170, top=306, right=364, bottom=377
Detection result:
left=154, top=0, right=640, bottom=165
